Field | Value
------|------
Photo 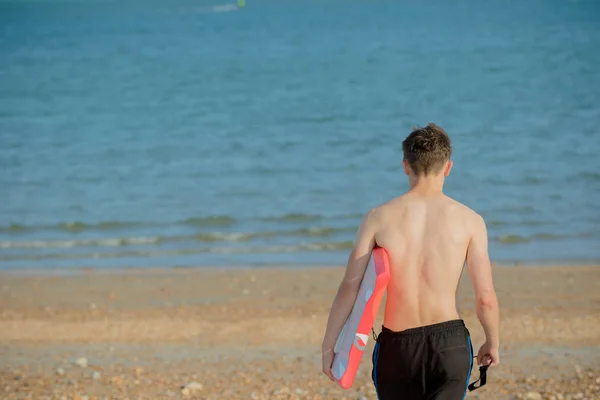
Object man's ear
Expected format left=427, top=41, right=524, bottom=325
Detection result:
left=402, top=160, right=411, bottom=176
left=444, top=160, right=453, bottom=177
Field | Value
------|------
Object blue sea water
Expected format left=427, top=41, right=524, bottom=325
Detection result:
left=1, top=0, right=600, bottom=269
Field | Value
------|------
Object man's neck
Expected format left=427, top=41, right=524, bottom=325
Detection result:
left=408, top=174, right=445, bottom=195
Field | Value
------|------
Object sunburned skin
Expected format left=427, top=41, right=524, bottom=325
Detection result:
left=373, top=189, right=489, bottom=333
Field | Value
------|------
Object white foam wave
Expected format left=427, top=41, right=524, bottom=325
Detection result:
left=211, top=4, right=238, bottom=13
left=0, top=241, right=355, bottom=261
left=0, top=236, right=160, bottom=249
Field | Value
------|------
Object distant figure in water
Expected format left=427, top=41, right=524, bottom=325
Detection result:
left=322, top=123, right=500, bottom=399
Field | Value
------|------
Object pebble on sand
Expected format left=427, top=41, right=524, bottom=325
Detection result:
left=74, top=357, right=88, bottom=368
left=523, top=392, right=542, bottom=400
left=180, top=381, right=204, bottom=396
left=56, top=368, right=65, bottom=376
left=111, top=376, right=124, bottom=385
left=92, top=371, right=101, bottom=381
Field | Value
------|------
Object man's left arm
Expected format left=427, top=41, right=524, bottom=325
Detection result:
left=321, top=209, right=378, bottom=380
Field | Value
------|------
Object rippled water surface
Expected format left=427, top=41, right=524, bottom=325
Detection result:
left=1, top=0, right=600, bottom=269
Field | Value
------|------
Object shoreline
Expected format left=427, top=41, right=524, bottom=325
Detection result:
left=1, top=261, right=599, bottom=277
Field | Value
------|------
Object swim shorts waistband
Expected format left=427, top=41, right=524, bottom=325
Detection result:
left=379, top=319, right=466, bottom=338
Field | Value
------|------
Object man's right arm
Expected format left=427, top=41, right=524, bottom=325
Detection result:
left=466, top=213, right=500, bottom=366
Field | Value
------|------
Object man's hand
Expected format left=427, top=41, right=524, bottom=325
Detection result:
left=321, top=347, right=335, bottom=381
left=477, top=341, right=500, bottom=367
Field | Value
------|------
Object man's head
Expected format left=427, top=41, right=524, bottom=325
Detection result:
left=402, top=123, right=453, bottom=177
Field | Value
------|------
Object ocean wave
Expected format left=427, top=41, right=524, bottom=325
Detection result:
left=487, top=220, right=508, bottom=227
left=531, top=233, right=568, bottom=240
left=1, top=224, right=29, bottom=232
left=261, top=213, right=323, bottom=222
left=520, top=220, right=555, bottom=226
left=302, top=241, right=354, bottom=251
left=0, top=241, right=355, bottom=262
left=0, top=213, right=364, bottom=234
left=0, top=226, right=356, bottom=249
left=195, top=226, right=354, bottom=241
left=195, top=232, right=261, bottom=242
left=496, top=232, right=587, bottom=244
left=0, top=236, right=161, bottom=249
left=182, top=216, right=236, bottom=226
left=293, top=227, right=352, bottom=236
left=0, top=216, right=237, bottom=233
left=211, top=3, right=238, bottom=12
left=497, top=235, right=530, bottom=244
left=0, top=220, right=144, bottom=233
left=260, top=213, right=362, bottom=223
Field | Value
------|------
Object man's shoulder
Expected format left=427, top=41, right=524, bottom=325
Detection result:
left=444, top=196, right=485, bottom=223
left=365, top=194, right=486, bottom=221
left=359, top=196, right=406, bottom=226
left=380, top=193, right=413, bottom=208
left=368, top=195, right=411, bottom=215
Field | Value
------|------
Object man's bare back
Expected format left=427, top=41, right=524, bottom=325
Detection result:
left=321, top=123, right=500, bottom=399
left=373, top=192, right=482, bottom=332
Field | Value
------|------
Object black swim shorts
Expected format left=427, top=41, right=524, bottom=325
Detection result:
left=372, top=319, right=473, bottom=400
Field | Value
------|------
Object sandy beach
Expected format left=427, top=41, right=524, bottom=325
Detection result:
left=1, top=265, right=599, bottom=400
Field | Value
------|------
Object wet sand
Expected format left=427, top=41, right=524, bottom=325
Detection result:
left=1, top=265, right=599, bottom=399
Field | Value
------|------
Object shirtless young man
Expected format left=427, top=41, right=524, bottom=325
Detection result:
left=321, top=123, right=500, bottom=399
